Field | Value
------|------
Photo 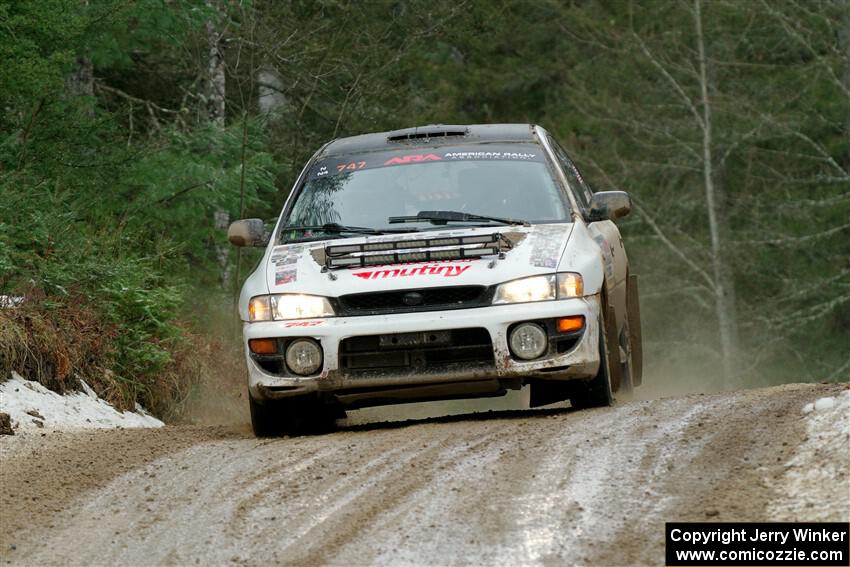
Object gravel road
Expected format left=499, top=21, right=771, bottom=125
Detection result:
left=1, top=382, right=847, bottom=566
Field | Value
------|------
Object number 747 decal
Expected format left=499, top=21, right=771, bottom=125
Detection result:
left=336, top=161, right=366, bottom=172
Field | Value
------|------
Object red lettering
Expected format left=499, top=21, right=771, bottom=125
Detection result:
left=351, top=263, right=474, bottom=280
left=383, top=154, right=443, bottom=166
left=445, top=265, right=471, bottom=277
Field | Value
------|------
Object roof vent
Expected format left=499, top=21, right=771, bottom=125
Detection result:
left=386, top=125, right=469, bottom=142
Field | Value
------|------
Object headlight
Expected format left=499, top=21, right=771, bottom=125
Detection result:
left=248, top=294, right=335, bottom=321
left=493, top=273, right=583, bottom=305
left=493, top=275, right=556, bottom=304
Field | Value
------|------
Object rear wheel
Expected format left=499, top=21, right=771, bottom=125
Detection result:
left=249, top=395, right=338, bottom=437
left=570, top=311, right=614, bottom=409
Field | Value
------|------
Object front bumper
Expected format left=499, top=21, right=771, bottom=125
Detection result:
left=243, top=295, right=602, bottom=400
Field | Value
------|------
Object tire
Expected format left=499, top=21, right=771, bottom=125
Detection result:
left=249, top=395, right=339, bottom=437
left=570, top=311, right=614, bottom=410
left=249, top=395, right=284, bottom=437
left=617, top=344, right=635, bottom=399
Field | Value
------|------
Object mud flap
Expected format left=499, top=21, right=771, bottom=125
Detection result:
left=605, top=303, right=623, bottom=391
left=627, top=274, right=643, bottom=387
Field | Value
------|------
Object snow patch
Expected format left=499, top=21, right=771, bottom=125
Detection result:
left=0, top=294, right=24, bottom=308
left=770, top=388, right=850, bottom=521
left=0, top=372, right=163, bottom=432
left=802, top=396, right=838, bottom=414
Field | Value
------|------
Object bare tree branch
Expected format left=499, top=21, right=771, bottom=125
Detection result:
left=632, top=30, right=705, bottom=130
left=739, top=221, right=850, bottom=246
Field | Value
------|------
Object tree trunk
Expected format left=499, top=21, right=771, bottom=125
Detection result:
left=65, top=56, right=93, bottom=98
left=206, top=1, right=229, bottom=287
left=842, top=2, right=850, bottom=169
left=258, top=66, right=286, bottom=114
left=694, top=0, right=739, bottom=387
left=65, top=0, right=93, bottom=101
left=205, top=6, right=226, bottom=127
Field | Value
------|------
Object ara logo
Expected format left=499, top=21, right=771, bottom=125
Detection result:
left=383, top=154, right=442, bottom=166
left=353, top=264, right=471, bottom=280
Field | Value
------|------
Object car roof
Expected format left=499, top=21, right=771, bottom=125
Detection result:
left=320, top=123, right=540, bottom=157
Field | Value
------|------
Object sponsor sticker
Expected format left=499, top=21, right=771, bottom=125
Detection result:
left=593, top=234, right=615, bottom=280
left=443, top=151, right=536, bottom=160
left=308, top=144, right=545, bottom=178
left=384, top=154, right=442, bottom=166
left=275, top=267, right=297, bottom=286
left=272, top=244, right=306, bottom=285
left=352, top=262, right=472, bottom=280
left=528, top=225, right=566, bottom=268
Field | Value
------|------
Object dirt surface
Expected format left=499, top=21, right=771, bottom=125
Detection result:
left=1, top=382, right=847, bottom=566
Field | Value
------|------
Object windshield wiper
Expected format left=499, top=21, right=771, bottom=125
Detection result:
left=280, top=223, right=416, bottom=242
left=388, top=210, right=529, bottom=227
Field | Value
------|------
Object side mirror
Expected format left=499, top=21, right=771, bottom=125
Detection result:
left=588, top=191, right=631, bottom=222
left=228, top=219, right=269, bottom=247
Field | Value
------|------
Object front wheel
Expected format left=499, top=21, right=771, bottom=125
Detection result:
left=249, top=395, right=284, bottom=437
left=570, top=312, right=614, bottom=410
left=249, top=395, right=339, bottom=437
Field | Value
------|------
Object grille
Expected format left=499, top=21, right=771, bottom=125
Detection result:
left=339, top=328, right=494, bottom=376
left=337, top=286, right=487, bottom=316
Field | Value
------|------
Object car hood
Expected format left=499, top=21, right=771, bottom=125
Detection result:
left=265, top=224, right=574, bottom=296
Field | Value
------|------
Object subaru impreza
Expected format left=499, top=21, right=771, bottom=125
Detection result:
left=229, top=124, right=642, bottom=436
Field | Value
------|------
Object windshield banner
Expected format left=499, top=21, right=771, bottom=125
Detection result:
left=311, top=144, right=545, bottom=179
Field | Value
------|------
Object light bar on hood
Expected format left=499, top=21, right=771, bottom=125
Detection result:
left=325, top=233, right=511, bottom=269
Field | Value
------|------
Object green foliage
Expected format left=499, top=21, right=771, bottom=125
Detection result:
left=0, top=0, right=277, bottom=413
left=0, top=0, right=80, bottom=106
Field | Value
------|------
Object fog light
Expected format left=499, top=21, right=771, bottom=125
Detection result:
left=509, top=323, right=547, bottom=360
left=285, top=339, right=323, bottom=376
left=249, top=338, right=277, bottom=354
left=557, top=316, right=585, bottom=333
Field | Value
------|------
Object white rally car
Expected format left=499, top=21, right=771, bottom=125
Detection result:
left=230, top=124, right=642, bottom=436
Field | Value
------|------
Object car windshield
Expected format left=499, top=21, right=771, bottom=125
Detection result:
left=281, top=143, right=569, bottom=242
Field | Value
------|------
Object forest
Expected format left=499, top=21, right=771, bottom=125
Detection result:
left=1, top=0, right=848, bottom=419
